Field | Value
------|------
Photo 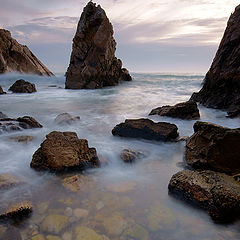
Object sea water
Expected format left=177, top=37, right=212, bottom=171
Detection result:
left=0, top=73, right=239, bottom=239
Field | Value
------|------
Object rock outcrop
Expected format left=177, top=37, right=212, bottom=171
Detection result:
left=190, top=5, right=240, bottom=113
left=0, top=116, right=42, bottom=134
left=0, top=29, right=54, bottom=76
left=31, top=131, right=100, bottom=172
left=54, top=113, right=80, bottom=125
left=65, top=1, right=132, bottom=89
left=112, top=119, right=179, bottom=141
left=186, top=121, right=240, bottom=175
left=0, top=86, right=6, bottom=94
left=9, top=79, right=36, bottom=93
left=149, top=101, right=200, bottom=120
left=168, top=170, right=240, bottom=222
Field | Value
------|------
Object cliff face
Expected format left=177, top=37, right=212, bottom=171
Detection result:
left=191, top=5, right=240, bottom=110
left=0, top=29, right=54, bottom=76
left=65, top=1, right=132, bottom=89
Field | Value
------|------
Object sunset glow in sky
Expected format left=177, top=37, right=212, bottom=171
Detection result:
left=0, top=0, right=238, bottom=73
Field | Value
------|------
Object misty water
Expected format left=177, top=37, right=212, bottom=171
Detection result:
left=0, top=73, right=240, bottom=239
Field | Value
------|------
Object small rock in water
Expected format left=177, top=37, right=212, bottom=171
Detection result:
left=10, top=135, right=34, bottom=143
left=112, top=118, right=179, bottom=141
left=0, top=86, right=6, bottom=95
left=149, top=100, right=200, bottom=120
left=74, top=226, right=109, bottom=240
left=31, top=131, right=100, bottom=172
left=0, top=174, right=23, bottom=190
left=0, top=201, right=33, bottom=221
left=120, top=149, right=145, bottom=163
left=73, top=208, right=88, bottom=219
left=54, top=113, right=80, bottom=125
left=64, top=207, right=73, bottom=217
left=96, top=201, right=104, bottom=210
left=9, top=79, right=37, bottom=93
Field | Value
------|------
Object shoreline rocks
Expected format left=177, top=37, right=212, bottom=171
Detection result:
left=186, top=121, right=240, bottom=175
left=168, top=170, right=240, bottom=222
left=190, top=5, right=240, bottom=115
left=9, top=79, right=36, bottom=93
left=0, top=29, right=54, bottom=76
left=149, top=101, right=200, bottom=120
left=112, top=118, right=179, bottom=141
left=65, top=1, right=132, bottom=89
left=31, top=131, right=100, bottom=172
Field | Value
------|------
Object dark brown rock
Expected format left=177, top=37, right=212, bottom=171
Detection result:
left=112, top=118, right=179, bottom=141
left=190, top=5, right=240, bottom=113
left=0, top=86, right=6, bottom=94
left=0, top=116, right=42, bottom=134
left=149, top=101, right=200, bottom=120
left=9, top=79, right=36, bottom=93
left=0, top=29, right=54, bottom=76
left=186, top=121, right=240, bottom=175
left=168, top=170, right=240, bottom=222
left=54, top=113, right=80, bottom=125
left=65, top=1, right=132, bottom=89
left=31, top=131, right=100, bottom=172
left=0, top=201, right=33, bottom=221
left=120, top=149, right=145, bottom=163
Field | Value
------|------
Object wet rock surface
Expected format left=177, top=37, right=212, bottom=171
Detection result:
left=190, top=5, right=240, bottom=113
left=9, top=79, right=36, bottom=93
left=120, top=149, right=145, bottom=163
left=0, top=86, right=6, bottom=94
left=149, top=101, right=200, bottom=120
left=0, top=174, right=23, bottom=190
left=0, top=116, right=42, bottom=134
left=10, top=135, right=34, bottom=143
left=54, top=113, right=80, bottom=125
left=186, top=121, right=240, bottom=175
left=65, top=1, right=132, bottom=89
left=168, top=169, right=240, bottom=222
left=31, top=131, right=100, bottom=172
left=0, top=29, right=53, bottom=76
left=112, top=118, right=179, bottom=141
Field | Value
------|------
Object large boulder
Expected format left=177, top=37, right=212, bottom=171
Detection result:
left=168, top=169, right=240, bottom=222
left=0, top=29, right=53, bottom=76
left=0, top=116, right=42, bottom=134
left=0, top=86, right=6, bottom=94
left=112, top=118, right=179, bottom=141
left=190, top=5, right=240, bottom=113
left=9, top=79, right=36, bottom=93
left=186, top=121, right=240, bottom=175
left=149, top=101, right=200, bottom=120
left=65, top=1, right=132, bottom=89
left=31, top=131, right=100, bottom=172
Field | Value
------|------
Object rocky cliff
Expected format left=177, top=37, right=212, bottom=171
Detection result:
left=191, top=5, right=240, bottom=112
left=65, top=1, right=132, bottom=89
left=0, top=29, right=54, bottom=76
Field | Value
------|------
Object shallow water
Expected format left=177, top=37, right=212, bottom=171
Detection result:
left=0, top=73, right=240, bottom=240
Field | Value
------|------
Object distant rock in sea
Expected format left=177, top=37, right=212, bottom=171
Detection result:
left=65, top=1, right=132, bottom=89
left=0, top=29, right=54, bottom=76
left=191, top=5, right=240, bottom=114
left=9, top=79, right=36, bottom=93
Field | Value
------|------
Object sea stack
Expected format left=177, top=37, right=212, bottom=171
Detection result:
left=65, top=1, right=132, bottom=89
left=191, top=5, right=240, bottom=112
left=0, top=29, right=54, bottom=76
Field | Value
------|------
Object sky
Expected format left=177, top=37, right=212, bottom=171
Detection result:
left=0, top=0, right=238, bottom=73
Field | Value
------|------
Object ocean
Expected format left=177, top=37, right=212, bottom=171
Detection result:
left=0, top=73, right=239, bottom=239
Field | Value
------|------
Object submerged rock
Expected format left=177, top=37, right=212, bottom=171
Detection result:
left=0, top=29, right=53, bottom=76
left=74, top=226, right=109, bottom=240
left=112, top=118, right=179, bottom=141
left=10, top=135, right=34, bottom=143
left=0, top=174, right=23, bottom=190
left=0, top=116, right=42, bottom=134
left=65, top=1, right=132, bottom=89
left=0, top=201, right=33, bottom=220
left=9, top=79, right=36, bottom=93
left=120, top=149, right=145, bottom=163
left=54, top=113, right=80, bottom=125
left=149, top=101, right=200, bottom=120
left=31, top=131, right=100, bottom=172
left=168, top=169, right=240, bottom=222
left=0, top=86, right=6, bottom=95
left=190, top=5, right=240, bottom=113
left=186, top=121, right=240, bottom=175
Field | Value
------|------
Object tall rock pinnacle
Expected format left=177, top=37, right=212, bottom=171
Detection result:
left=191, top=5, right=240, bottom=113
left=65, top=1, right=132, bottom=89
left=0, top=29, right=54, bottom=76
